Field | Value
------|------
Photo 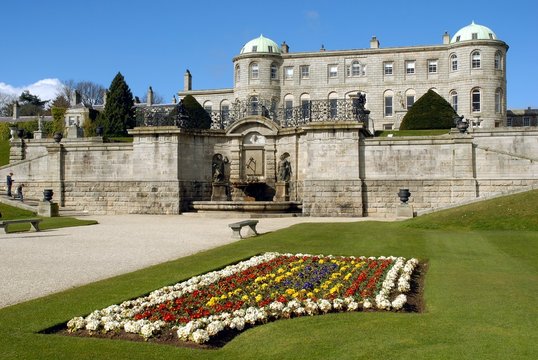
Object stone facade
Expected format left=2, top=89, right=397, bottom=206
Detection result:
left=3, top=123, right=538, bottom=217
left=179, top=23, right=508, bottom=130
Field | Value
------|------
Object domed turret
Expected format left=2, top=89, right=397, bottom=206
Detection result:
left=451, top=21, right=497, bottom=43
left=240, top=35, right=281, bottom=55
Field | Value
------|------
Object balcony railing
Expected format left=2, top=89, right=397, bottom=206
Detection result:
left=135, top=98, right=369, bottom=130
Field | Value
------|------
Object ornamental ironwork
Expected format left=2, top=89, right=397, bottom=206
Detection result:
left=134, top=97, right=369, bottom=130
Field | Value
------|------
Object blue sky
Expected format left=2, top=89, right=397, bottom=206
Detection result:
left=1, top=0, right=536, bottom=109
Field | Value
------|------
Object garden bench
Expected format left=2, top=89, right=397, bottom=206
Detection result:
left=228, top=220, right=259, bottom=239
left=0, top=219, right=42, bottom=234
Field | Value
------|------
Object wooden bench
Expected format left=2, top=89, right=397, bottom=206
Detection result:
left=228, top=220, right=259, bottom=239
left=0, top=219, right=42, bottom=234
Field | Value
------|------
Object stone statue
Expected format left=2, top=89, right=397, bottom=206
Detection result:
left=212, top=153, right=228, bottom=183
left=277, top=153, right=292, bottom=182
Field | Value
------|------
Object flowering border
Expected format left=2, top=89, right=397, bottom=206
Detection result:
left=67, top=253, right=419, bottom=344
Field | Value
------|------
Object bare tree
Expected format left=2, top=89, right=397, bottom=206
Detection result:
left=60, top=80, right=106, bottom=107
left=140, top=91, right=165, bottom=105
left=0, top=91, right=16, bottom=116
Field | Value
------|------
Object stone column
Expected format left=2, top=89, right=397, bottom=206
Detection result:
left=46, top=143, right=65, bottom=207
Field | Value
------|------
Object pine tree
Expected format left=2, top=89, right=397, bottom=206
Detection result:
left=399, top=90, right=458, bottom=130
left=102, top=72, right=134, bottom=136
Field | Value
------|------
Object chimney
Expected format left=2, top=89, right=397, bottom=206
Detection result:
left=281, top=41, right=289, bottom=53
left=443, top=31, right=450, bottom=45
left=103, top=90, right=108, bottom=106
left=12, top=101, right=19, bottom=119
left=147, top=86, right=153, bottom=106
left=184, top=69, right=192, bottom=91
left=370, top=36, right=380, bottom=49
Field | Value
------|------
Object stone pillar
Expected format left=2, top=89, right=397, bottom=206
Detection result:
left=147, top=86, right=153, bottom=106
left=46, top=143, right=65, bottom=207
left=273, top=181, right=289, bottom=201
left=211, top=183, right=229, bottom=201
left=9, top=139, right=24, bottom=163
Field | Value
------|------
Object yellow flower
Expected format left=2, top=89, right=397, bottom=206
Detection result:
left=220, top=294, right=227, bottom=300
left=319, top=259, right=325, bottom=264
left=344, top=273, right=353, bottom=281
left=286, top=288, right=296, bottom=295
left=255, top=294, right=263, bottom=302
left=242, top=295, right=249, bottom=301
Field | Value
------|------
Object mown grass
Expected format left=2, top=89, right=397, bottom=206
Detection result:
left=0, top=139, right=10, bottom=166
left=0, top=203, right=97, bottom=232
left=0, top=192, right=537, bottom=359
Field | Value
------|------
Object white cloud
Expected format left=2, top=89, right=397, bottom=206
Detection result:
left=0, top=79, right=63, bottom=101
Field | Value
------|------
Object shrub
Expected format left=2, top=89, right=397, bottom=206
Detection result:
left=399, top=90, right=458, bottom=130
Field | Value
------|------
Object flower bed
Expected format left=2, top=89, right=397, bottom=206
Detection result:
left=67, top=252, right=419, bottom=344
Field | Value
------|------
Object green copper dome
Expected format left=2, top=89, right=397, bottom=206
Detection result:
left=240, top=35, right=281, bottom=55
left=451, top=21, right=497, bottom=43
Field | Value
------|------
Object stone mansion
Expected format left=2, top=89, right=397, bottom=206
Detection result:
left=178, top=21, right=508, bottom=130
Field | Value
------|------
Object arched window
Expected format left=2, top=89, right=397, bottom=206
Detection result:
left=405, top=89, right=416, bottom=109
left=450, top=90, right=458, bottom=113
left=300, top=93, right=310, bottom=120
left=328, top=92, right=338, bottom=118
left=495, top=88, right=503, bottom=114
left=203, top=101, right=212, bottom=114
left=494, top=51, right=503, bottom=70
left=284, top=94, right=294, bottom=121
left=384, top=90, right=394, bottom=117
left=250, top=96, right=259, bottom=115
left=220, top=100, right=230, bottom=124
left=471, top=88, right=481, bottom=112
left=235, top=64, right=240, bottom=84
left=471, top=51, right=481, bottom=69
left=250, top=62, right=259, bottom=80
left=450, top=54, right=458, bottom=71
left=270, top=63, right=278, bottom=80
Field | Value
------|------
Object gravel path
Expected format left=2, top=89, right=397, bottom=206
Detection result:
left=0, top=214, right=372, bottom=309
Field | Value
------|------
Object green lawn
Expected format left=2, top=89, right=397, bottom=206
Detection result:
left=0, top=203, right=97, bottom=232
left=0, top=192, right=537, bottom=359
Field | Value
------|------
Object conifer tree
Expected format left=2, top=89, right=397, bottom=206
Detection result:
left=102, top=72, right=134, bottom=136
left=399, top=90, right=458, bottom=130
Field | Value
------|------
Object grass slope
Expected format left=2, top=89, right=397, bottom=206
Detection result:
left=0, top=203, right=97, bottom=231
left=0, top=192, right=537, bottom=359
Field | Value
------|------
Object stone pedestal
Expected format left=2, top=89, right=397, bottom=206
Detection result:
left=33, top=130, right=44, bottom=140
left=9, top=139, right=24, bottom=163
left=37, top=201, right=59, bottom=217
left=67, top=125, right=83, bottom=138
left=273, top=181, right=289, bottom=201
left=395, top=204, right=414, bottom=218
left=211, top=183, right=229, bottom=201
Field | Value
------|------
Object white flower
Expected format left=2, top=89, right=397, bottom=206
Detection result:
left=318, top=299, right=332, bottom=313
left=363, top=299, right=372, bottom=309
left=103, top=320, right=121, bottom=332
left=206, top=321, right=224, bottom=336
left=391, top=294, right=407, bottom=310
left=67, top=317, right=85, bottom=332
left=230, top=316, right=245, bottom=330
left=191, top=329, right=210, bottom=344
left=85, top=319, right=100, bottom=331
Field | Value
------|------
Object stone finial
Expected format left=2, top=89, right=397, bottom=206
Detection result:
left=281, top=41, right=289, bottom=53
left=443, top=31, right=450, bottom=45
left=172, top=95, right=177, bottom=104
left=12, top=101, right=19, bottom=119
left=370, top=36, right=380, bottom=49
left=70, top=90, right=81, bottom=106
left=147, top=86, right=153, bottom=106
left=320, top=44, right=326, bottom=52
left=184, top=69, right=192, bottom=91
left=103, top=90, right=108, bottom=106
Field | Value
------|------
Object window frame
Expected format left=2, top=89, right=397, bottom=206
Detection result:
left=428, top=59, right=438, bottom=74
left=270, top=63, right=278, bottom=80
left=384, top=62, right=393, bottom=75
left=471, top=88, right=481, bottom=113
left=300, top=65, right=310, bottom=79
left=472, top=51, right=481, bottom=69
left=450, top=91, right=458, bottom=113
left=328, top=65, right=338, bottom=78
left=284, top=66, right=294, bottom=80
left=450, top=54, right=458, bottom=71
left=250, top=62, right=259, bottom=80
left=405, top=60, right=415, bottom=74
left=494, top=51, right=503, bottom=70
left=384, top=95, right=393, bottom=117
